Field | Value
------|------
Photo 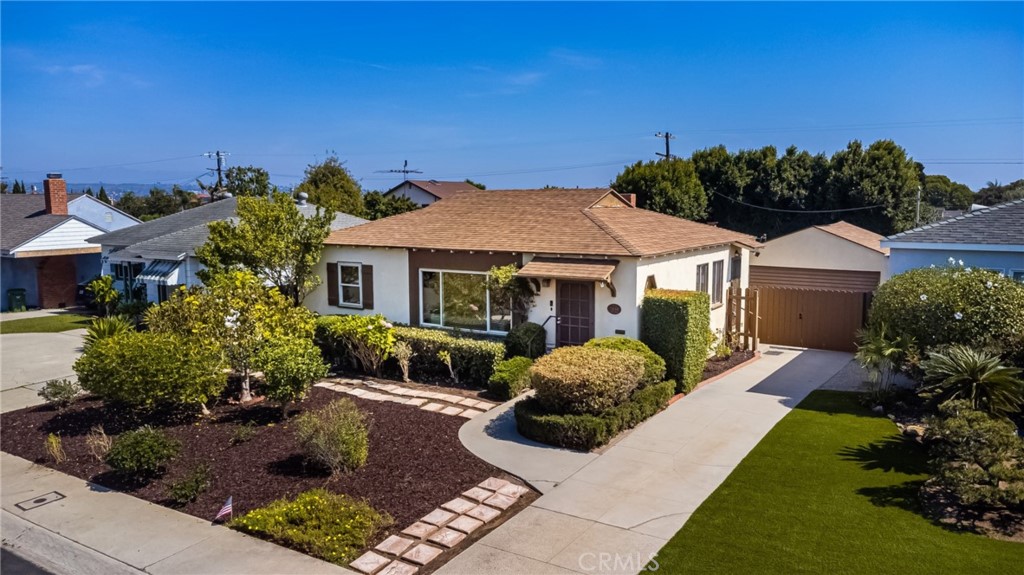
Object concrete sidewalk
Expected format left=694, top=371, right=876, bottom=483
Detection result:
left=439, top=346, right=852, bottom=575
left=1, top=452, right=353, bottom=575
left=1, top=330, right=86, bottom=413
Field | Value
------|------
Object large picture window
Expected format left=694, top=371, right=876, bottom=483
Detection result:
left=712, top=260, right=724, bottom=305
left=420, top=270, right=511, bottom=333
left=338, top=263, right=362, bottom=307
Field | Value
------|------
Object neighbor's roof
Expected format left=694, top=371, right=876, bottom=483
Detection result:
left=883, top=199, right=1024, bottom=246
left=386, top=180, right=481, bottom=200
left=92, top=197, right=367, bottom=258
left=325, top=188, right=760, bottom=257
left=1, top=193, right=84, bottom=252
left=813, top=221, right=888, bottom=255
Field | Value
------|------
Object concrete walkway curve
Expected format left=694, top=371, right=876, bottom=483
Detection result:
left=441, top=346, right=853, bottom=575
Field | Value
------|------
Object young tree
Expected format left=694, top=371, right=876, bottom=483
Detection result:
left=196, top=192, right=334, bottom=304
left=975, top=179, right=1024, bottom=206
left=295, top=155, right=363, bottom=215
left=362, top=191, right=419, bottom=220
left=116, top=192, right=147, bottom=219
left=12, top=180, right=26, bottom=194
left=225, top=165, right=273, bottom=197
left=97, top=186, right=111, bottom=205
left=84, top=187, right=95, bottom=197
left=611, top=158, right=708, bottom=221
left=145, top=187, right=181, bottom=218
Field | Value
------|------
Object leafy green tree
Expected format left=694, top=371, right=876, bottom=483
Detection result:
left=611, top=158, right=708, bottom=220
left=295, top=155, right=363, bottom=215
left=829, top=140, right=922, bottom=234
left=84, top=187, right=94, bottom=197
left=465, top=179, right=486, bottom=190
left=145, top=187, right=181, bottom=218
left=225, top=165, right=273, bottom=197
left=362, top=191, right=419, bottom=220
left=97, top=186, right=111, bottom=204
left=196, top=192, right=334, bottom=304
left=257, top=336, right=329, bottom=417
left=924, top=175, right=973, bottom=210
left=975, top=179, right=1024, bottom=206
left=12, top=180, right=26, bottom=194
left=115, top=192, right=147, bottom=218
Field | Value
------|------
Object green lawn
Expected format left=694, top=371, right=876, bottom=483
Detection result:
left=0, top=313, right=92, bottom=334
left=655, top=390, right=1020, bottom=575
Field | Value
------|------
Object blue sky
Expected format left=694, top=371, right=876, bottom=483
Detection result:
left=2, top=1, right=1021, bottom=192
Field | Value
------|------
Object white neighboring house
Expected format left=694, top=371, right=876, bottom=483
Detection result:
left=307, top=188, right=761, bottom=349
left=88, top=196, right=366, bottom=304
left=882, top=199, right=1024, bottom=282
left=383, top=180, right=481, bottom=207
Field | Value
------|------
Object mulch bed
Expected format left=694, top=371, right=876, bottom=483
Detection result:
left=0, top=387, right=533, bottom=552
left=702, top=349, right=755, bottom=380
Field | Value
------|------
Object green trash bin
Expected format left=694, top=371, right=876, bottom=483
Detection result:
left=7, top=288, right=27, bottom=312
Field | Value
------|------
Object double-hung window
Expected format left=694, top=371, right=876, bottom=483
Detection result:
left=696, top=263, right=709, bottom=293
left=338, top=263, right=363, bottom=307
left=712, top=260, right=724, bottom=305
left=421, top=269, right=511, bottom=334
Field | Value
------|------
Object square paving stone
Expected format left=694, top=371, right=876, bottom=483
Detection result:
left=389, top=387, right=414, bottom=396
left=401, top=521, right=438, bottom=539
left=479, top=477, right=510, bottom=491
left=439, top=394, right=464, bottom=404
left=474, top=400, right=497, bottom=410
left=378, top=561, right=418, bottom=575
left=375, top=535, right=415, bottom=556
left=465, top=504, right=502, bottom=523
left=427, top=527, right=466, bottom=548
left=447, top=515, right=485, bottom=534
left=314, top=382, right=334, bottom=388
left=441, top=497, right=476, bottom=514
left=377, top=384, right=399, bottom=391
left=402, top=543, right=444, bottom=566
left=484, top=493, right=518, bottom=510
left=350, top=551, right=391, bottom=574
left=459, top=409, right=484, bottom=419
left=461, top=487, right=493, bottom=502
left=440, top=406, right=463, bottom=416
left=420, top=402, right=444, bottom=412
left=404, top=398, right=428, bottom=406
left=347, top=388, right=369, bottom=396
left=457, top=397, right=479, bottom=407
left=420, top=508, right=456, bottom=526
left=497, top=483, right=531, bottom=498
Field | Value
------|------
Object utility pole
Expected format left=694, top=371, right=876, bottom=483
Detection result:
left=915, top=185, right=922, bottom=226
left=655, top=132, right=676, bottom=161
left=204, top=151, right=230, bottom=199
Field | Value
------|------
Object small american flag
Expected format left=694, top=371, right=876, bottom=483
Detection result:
left=214, top=496, right=233, bottom=522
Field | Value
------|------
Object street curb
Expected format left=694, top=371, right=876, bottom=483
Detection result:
left=2, top=510, right=142, bottom=575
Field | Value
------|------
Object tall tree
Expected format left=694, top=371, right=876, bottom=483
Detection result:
left=611, top=158, right=708, bottom=221
left=295, top=155, right=362, bottom=215
left=116, top=192, right=147, bottom=218
left=363, top=191, right=419, bottom=220
left=145, top=187, right=181, bottom=219
left=975, top=179, right=1024, bottom=206
left=196, top=192, right=334, bottom=304
left=225, top=165, right=273, bottom=197
left=465, top=179, right=486, bottom=190
left=12, top=180, right=25, bottom=194
left=923, top=175, right=973, bottom=210
left=84, top=187, right=94, bottom=197
left=97, top=186, right=111, bottom=205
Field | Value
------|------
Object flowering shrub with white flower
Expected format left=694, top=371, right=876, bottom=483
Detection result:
left=870, top=261, right=1024, bottom=365
left=315, top=314, right=395, bottom=376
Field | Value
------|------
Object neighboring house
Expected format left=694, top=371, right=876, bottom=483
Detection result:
left=1, top=174, right=140, bottom=310
left=309, top=188, right=760, bottom=349
left=383, top=180, right=481, bottom=207
left=749, top=221, right=889, bottom=352
left=882, top=198, right=1024, bottom=282
left=88, top=196, right=367, bottom=304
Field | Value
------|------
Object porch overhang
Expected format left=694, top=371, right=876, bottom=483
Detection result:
left=517, top=257, right=618, bottom=283
left=136, top=260, right=181, bottom=285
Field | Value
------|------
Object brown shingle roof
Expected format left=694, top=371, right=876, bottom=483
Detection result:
left=518, top=258, right=618, bottom=282
left=389, top=180, right=481, bottom=200
left=814, top=221, right=888, bottom=255
left=326, top=188, right=759, bottom=257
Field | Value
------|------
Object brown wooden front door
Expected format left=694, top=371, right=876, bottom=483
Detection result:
left=556, top=281, right=594, bottom=347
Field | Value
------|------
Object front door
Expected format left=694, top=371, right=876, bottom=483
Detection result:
left=556, top=281, right=594, bottom=347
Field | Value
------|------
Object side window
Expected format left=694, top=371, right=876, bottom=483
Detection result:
left=712, top=260, right=724, bottom=305
left=339, top=263, right=362, bottom=307
left=696, top=263, right=709, bottom=293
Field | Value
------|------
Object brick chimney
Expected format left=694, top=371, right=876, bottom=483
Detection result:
left=44, top=173, right=68, bottom=215
left=621, top=193, right=637, bottom=207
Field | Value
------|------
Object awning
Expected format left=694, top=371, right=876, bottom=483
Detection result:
left=136, top=260, right=181, bottom=285
left=517, top=258, right=618, bottom=283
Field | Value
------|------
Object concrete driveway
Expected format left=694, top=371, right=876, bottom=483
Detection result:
left=0, top=330, right=85, bottom=413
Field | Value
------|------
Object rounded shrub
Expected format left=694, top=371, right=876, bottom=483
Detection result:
left=869, top=264, right=1024, bottom=361
left=531, top=346, right=645, bottom=415
left=294, top=398, right=368, bottom=475
left=505, top=322, right=546, bottom=359
left=105, top=426, right=180, bottom=477
left=584, top=336, right=666, bottom=388
left=488, top=356, right=533, bottom=400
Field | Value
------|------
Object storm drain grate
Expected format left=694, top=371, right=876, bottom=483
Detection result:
left=16, top=491, right=65, bottom=511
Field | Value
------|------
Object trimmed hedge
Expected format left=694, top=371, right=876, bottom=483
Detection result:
left=531, top=346, right=645, bottom=415
left=393, top=326, right=505, bottom=387
left=584, top=336, right=666, bottom=388
left=505, top=322, right=547, bottom=359
left=488, top=357, right=533, bottom=400
left=515, top=380, right=676, bottom=450
left=641, top=289, right=710, bottom=393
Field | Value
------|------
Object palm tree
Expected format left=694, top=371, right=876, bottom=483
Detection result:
left=920, top=345, right=1024, bottom=417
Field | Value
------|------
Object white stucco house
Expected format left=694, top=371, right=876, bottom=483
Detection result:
left=882, top=198, right=1024, bottom=282
left=383, top=180, right=481, bottom=207
left=307, top=188, right=761, bottom=349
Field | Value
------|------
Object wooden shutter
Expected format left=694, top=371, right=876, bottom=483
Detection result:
left=327, top=262, right=339, bottom=306
left=361, top=265, right=374, bottom=310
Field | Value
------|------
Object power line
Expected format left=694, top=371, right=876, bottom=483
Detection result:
left=711, top=191, right=884, bottom=213
left=374, top=159, right=422, bottom=181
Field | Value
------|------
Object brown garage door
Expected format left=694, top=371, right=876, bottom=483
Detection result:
left=750, top=266, right=878, bottom=352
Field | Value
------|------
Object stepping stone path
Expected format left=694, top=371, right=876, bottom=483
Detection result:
left=348, top=477, right=529, bottom=574
left=315, top=378, right=498, bottom=419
